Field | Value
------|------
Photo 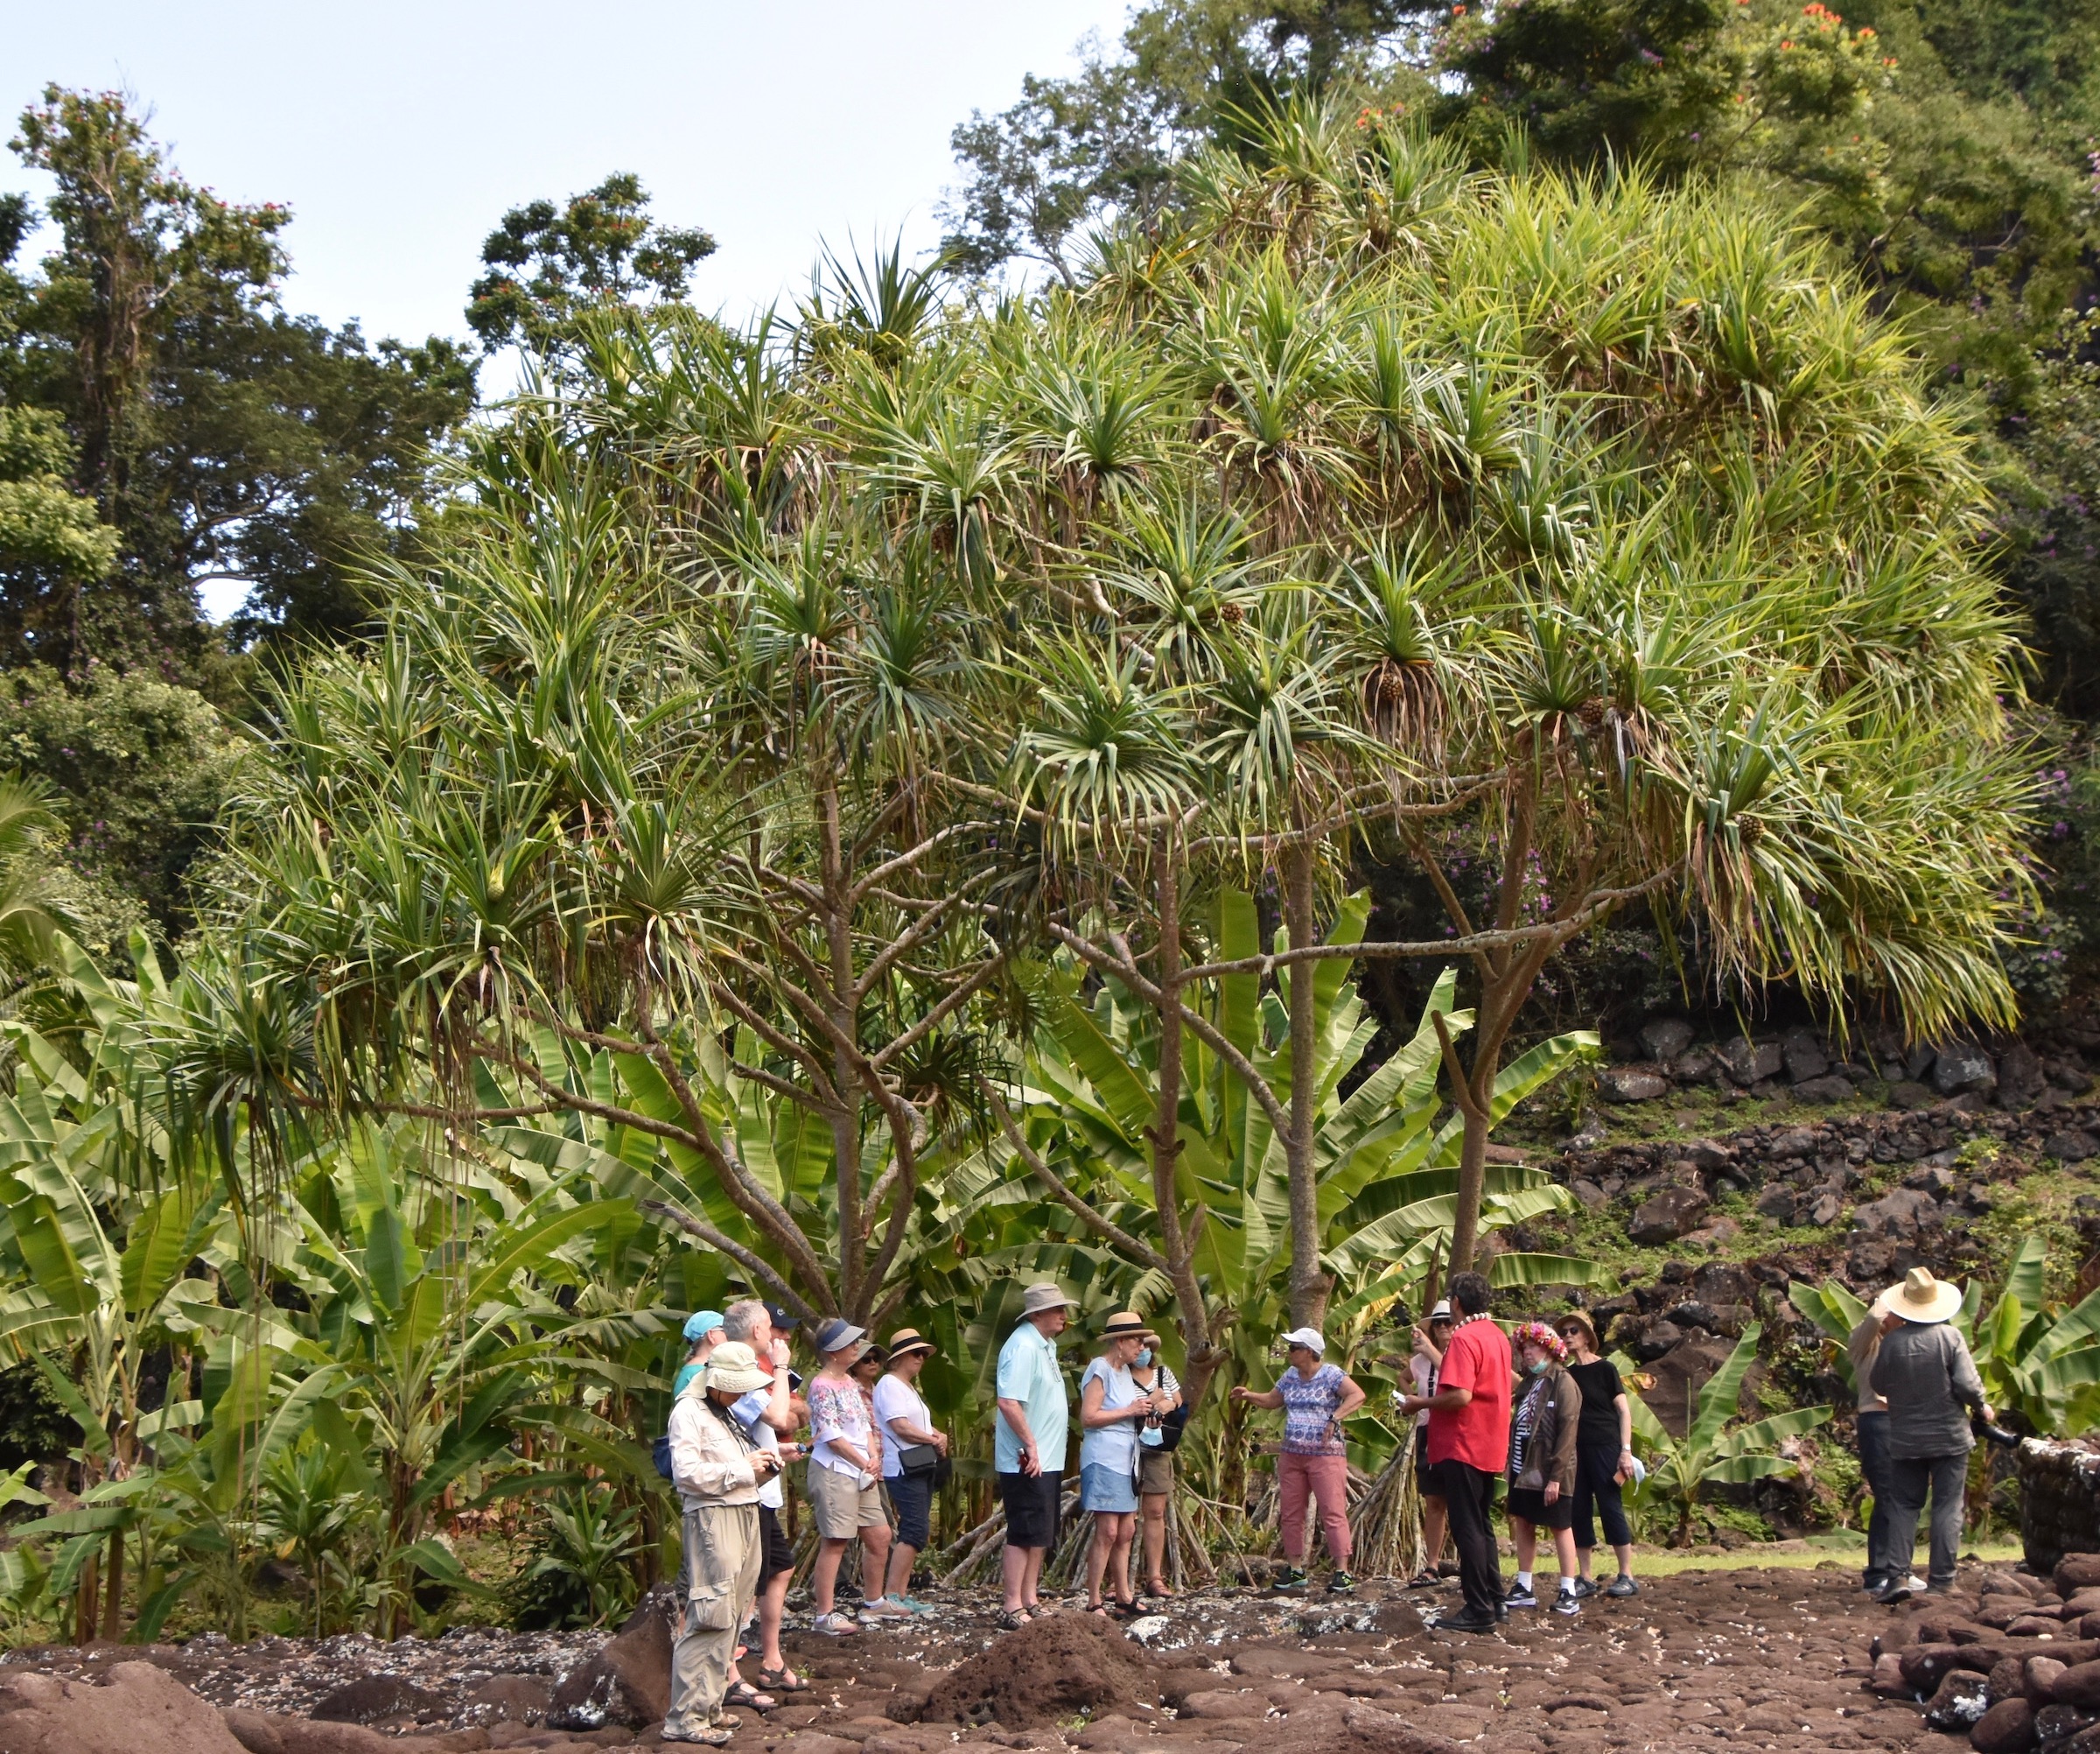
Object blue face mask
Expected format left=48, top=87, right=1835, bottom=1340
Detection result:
left=1526, top=1358, right=1550, bottom=1376
left=1134, top=1349, right=1152, bottom=1367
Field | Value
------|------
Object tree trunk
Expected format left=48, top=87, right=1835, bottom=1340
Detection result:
left=1449, top=1101, right=1490, bottom=1275
left=102, top=1526, right=124, bottom=1642
left=1150, top=838, right=1224, bottom=1406
left=1282, top=840, right=1327, bottom=1329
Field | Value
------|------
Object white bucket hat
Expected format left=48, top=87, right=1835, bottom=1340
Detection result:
left=1280, top=1326, right=1326, bottom=1357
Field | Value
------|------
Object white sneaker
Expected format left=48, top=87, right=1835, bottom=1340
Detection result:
left=859, top=1596, right=913, bottom=1619
left=811, top=1610, right=861, bottom=1635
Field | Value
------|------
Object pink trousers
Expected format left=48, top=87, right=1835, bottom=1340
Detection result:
left=1278, top=1450, right=1352, bottom=1564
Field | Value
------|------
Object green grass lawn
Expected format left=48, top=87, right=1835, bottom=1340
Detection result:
left=1527, top=1533, right=2026, bottom=1580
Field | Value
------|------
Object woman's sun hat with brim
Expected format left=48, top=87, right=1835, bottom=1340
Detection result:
left=704, top=1340, right=774, bottom=1395
left=1102, top=1311, right=1148, bottom=1340
left=813, top=1318, right=869, bottom=1358
left=1556, top=1310, right=1599, bottom=1351
left=1280, top=1326, right=1326, bottom=1356
left=1020, top=1282, right=1080, bottom=1316
left=886, top=1328, right=936, bottom=1361
left=1875, top=1266, right=1964, bottom=1325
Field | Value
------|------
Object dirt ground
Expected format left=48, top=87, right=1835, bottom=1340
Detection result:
left=0, top=1561, right=1992, bottom=1753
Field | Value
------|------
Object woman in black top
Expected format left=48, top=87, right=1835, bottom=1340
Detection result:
left=1557, top=1312, right=1639, bottom=1598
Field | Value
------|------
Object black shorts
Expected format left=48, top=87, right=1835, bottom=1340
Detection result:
left=1413, top=1425, right=1439, bottom=1491
left=1505, top=1484, right=1574, bottom=1531
left=998, top=1470, right=1062, bottom=1550
left=757, top=1504, right=794, bottom=1582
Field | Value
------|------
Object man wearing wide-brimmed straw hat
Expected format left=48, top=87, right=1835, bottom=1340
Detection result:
left=872, top=1328, right=945, bottom=1615
left=995, top=1282, right=1078, bottom=1628
left=1868, top=1268, right=1992, bottom=1600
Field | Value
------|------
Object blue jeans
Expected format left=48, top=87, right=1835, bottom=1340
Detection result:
left=1856, top=1413, right=1894, bottom=1588
left=1886, top=1450, right=1968, bottom=1589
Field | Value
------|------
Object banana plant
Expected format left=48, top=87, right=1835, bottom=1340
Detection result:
left=1794, top=1241, right=2100, bottom=1437
left=1622, top=1323, right=1831, bottom=1544
left=0, top=932, right=242, bottom=1640
left=270, top=1119, right=636, bottom=1635
left=961, top=887, right=1604, bottom=1419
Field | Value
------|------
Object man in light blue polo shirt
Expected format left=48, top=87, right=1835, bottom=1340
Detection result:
left=994, top=1281, right=1076, bottom=1625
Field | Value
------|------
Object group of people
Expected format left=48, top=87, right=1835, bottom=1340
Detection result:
left=658, top=1270, right=1658, bottom=1737
left=1388, top=1272, right=1642, bottom=1630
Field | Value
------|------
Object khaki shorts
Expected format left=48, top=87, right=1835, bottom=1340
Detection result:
left=807, top=1461, right=886, bottom=1539
left=1138, top=1446, right=1174, bottom=1498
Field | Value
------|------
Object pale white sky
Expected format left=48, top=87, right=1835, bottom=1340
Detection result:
left=3, top=0, right=1132, bottom=344
left=4, top=2, right=1136, bottom=617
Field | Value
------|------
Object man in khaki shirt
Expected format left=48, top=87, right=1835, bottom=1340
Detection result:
left=1848, top=1307, right=1894, bottom=1596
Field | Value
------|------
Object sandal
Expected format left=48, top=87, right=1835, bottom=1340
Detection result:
left=756, top=1667, right=809, bottom=1694
left=724, top=1681, right=776, bottom=1712
left=1143, top=1579, right=1176, bottom=1599
left=998, top=1608, right=1032, bottom=1631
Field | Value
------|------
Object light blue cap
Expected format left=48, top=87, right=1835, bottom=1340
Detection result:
left=683, top=1309, right=724, bottom=1344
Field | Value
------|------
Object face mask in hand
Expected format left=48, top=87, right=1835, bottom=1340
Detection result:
left=1134, top=1349, right=1152, bottom=1367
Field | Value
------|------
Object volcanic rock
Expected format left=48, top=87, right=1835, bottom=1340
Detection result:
left=1639, top=1019, right=1695, bottom=1063
left=1718, top=1037, right=1784, bottom=1085
left=1629, top=1185, right=1709, bottom=1243
left=1853, top=1187, right=1944, bottom=1238
left=1794, top=1076, right=1856, bottom=1104
left=1783, top=1030, right=1830, bottom=1083
left=1923, top=1668, right=1992, bottom=1730
left=0, top=1662, right=248, bottom=1754
left=546, top=1583, right=676, bottom=1729
left=1601, top=1068, right=1670, bottom=1104
left=2048, top=1132, right=2099, bottom=1165
left=1969, top=1695, right=2036, bottom=1751
left=311, top=1676, right=446, bottom=1725
left=1935, top=1043, right=1998, bottom=1097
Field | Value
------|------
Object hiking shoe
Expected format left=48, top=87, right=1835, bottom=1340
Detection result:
left=1270, top=1565, right=1309, bottom=1595
left=1604, top=1575, right=1641, bottom=1598
left=889, top=1593, right=937, bottom=1615
left=1553, top=1589, right=1581, bottom=1615
left=1873, top=1575, right=1924, bottom=1604
left=1502, top=1584, right=1537, bottom=1610
left=859, top=1597, right=912, bottom=1619
left=810, top=1611, right=861, bottom=1636
left=1571, top=1575, right=1599, bottom=1599
left=1326, top=1571, right=1356, bottom=1596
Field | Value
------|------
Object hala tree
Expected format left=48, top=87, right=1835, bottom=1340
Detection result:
left=191, top=103, right=2030, bottom=1347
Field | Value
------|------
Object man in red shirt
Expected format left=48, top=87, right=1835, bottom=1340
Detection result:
left=1397, top=1271, right=1510, bottom=1631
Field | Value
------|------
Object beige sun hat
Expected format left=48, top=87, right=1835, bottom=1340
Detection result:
left=1874, top=1266, right=1964, bottom=1325
left=704, top=1340, right=775, bottom=1394
left=1020, top=1282, right=1079, bottom=1316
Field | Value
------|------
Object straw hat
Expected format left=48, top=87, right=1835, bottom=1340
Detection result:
left=1874, top=1266, right=1964, bottom=1325
left=1102, top=1310, right=1148, bottom=1339
left=704, top=1340, right=774, bottom=1394
left=1556, top=1309, right=1599, bottom=1350
left=1019, top=1282, right=1079, bottom=1316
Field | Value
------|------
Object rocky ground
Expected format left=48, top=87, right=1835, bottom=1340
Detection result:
left=0, top=1561, right=2051, bottom=1754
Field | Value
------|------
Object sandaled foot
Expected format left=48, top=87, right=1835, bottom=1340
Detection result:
left=757, top=1667, right=808, bottom=1694
left=1143, top=1578, right=1177, bottom=1598
left=724, top=1682, right=776, bottom=1712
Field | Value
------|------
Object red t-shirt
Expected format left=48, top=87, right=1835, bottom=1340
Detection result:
left=1426, top=1317, right=1512, bottom=1472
